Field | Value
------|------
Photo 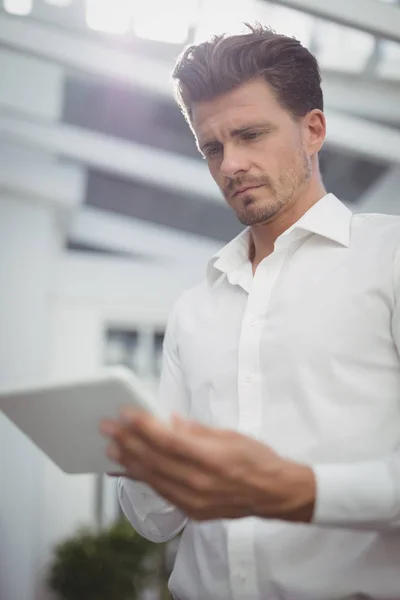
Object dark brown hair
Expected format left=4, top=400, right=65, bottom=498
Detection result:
left=172, top=23, right=323, bottom=123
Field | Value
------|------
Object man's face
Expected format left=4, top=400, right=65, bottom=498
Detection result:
left=192, top=78, right=316, bottom=226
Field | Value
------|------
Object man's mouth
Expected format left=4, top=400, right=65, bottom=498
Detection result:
left=233, top=184, right=263, bottom=197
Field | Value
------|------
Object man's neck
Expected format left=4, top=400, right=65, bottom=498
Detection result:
left=250, top=183, right=327, bottom=273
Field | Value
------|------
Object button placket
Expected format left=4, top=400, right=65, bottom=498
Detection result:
left=228, top=519, right=259, bottom=600
left=237, top=254, right=287, bottom=439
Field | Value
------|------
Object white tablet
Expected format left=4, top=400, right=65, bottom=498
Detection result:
left=0, top=366, right=165, bottom=474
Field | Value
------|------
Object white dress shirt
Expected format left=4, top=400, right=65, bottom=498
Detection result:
left=119, top=194, right=400, bottom=600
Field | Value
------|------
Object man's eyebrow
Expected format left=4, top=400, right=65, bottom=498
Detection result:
left=230, top=121, right=276, bottom=137
left=199, top=121, right=276, bottom=151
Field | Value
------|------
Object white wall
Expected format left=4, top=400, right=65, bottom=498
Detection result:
left=0, top=197, right=193, bottom=599
left=53, top=252, right=204, bottom=326
left=39, top=254, right=198, bottom=596
left=37, top=302, right=104, bottom=597
left=0, top=31, right=208, bottom=599
left=0, top=194, right=62, bottom=600
left=0, top=143, right=206, bottom=600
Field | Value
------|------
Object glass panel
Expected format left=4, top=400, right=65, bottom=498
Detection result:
left=194, top=0, right=315, bottom=48
left=377, top=40, right=400, bottom=79
left=44, top=0, right=74, bottom=6
left=132, top=0, right=198, bottom=44
left=256, top=2, right=315, bottom=48
left=313, top=20, right=375, bottom=72
left=4, top=0, right=33, bottom=15
left=194, top=0, right=260, bottom=43
left=104, top=330, right=138, bottom=367
left=85, top=0, right=132, bottom=35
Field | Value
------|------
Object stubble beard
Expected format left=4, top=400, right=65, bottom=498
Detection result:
left=233, top=151, right=312, bottom=227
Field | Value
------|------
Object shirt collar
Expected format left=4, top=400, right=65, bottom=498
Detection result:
left=206, top=193, right=352, bottom=287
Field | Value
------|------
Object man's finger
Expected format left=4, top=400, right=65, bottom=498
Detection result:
left=102, top=411, right=211, bottom=466
left=172, top=417, right=215, bottom=435
left=126, top=414, right=214, bottom=465
left=99, top=418, right=123, bottom=438
left=119, top=406, right=153, bottom=426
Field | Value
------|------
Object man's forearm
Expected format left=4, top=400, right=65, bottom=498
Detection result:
left=255, top=460, right=316, bottom=523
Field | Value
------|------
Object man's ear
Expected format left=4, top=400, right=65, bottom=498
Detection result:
left=305, top=110, right=326, bottom=156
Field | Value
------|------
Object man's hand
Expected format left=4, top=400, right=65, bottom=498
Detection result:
left=99, top=409, right=316, bottom=523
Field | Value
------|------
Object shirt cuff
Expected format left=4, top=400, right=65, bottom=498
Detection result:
left=118, top=477, right=171, bottom=516
left=312, top=460, right=399, bottom=530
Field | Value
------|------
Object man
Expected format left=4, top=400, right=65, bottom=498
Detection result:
left=100, top=24, right=400, bottom=600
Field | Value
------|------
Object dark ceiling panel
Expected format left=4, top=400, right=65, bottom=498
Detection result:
left=63, top=75, right=199, bottom=158
left=320, top=147, right=387, bottom=203
left=86, top=169, right=243, bottom=242
left=66, top=239, right=154, bottom=261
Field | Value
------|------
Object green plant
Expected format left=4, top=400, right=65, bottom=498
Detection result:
left=48, top=518, right=158, bottom=600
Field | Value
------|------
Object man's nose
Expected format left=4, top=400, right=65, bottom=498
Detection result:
left=220, top=146, right=250, bottom=178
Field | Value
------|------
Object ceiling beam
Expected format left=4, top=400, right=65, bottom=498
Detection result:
left=0, top=139, right=86, bottom=210
left=269, top=0, right=400, bottom=43
left=324, top=109, right=400, bottom=165
left=2, top=107, right=400, bottom=191
left=323, top=70, right=400, bottom=124
left=0, top=13, right=172, bottom=97
left=0, top=109, right=222, bottom=202
left=69, top=207, right=221, bottom=265
left=1, top=13, right=400, bottom=128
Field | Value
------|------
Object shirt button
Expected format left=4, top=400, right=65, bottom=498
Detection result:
left=245, top=374, right=252, bottom=383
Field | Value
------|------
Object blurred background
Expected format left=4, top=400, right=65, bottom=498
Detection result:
left=0, top=0, right=399, bottom=599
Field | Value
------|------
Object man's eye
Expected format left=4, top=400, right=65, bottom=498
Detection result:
left=242, top=131, right=260, bottom=140
left=205, top=146, right=220, bottom=157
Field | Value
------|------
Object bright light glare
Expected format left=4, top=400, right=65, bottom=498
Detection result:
left=258, top=3, right=314, bottom=48
left=4, top=0, right=33, bottom=15
left=315, top=22, right=375, bottom=73
left=45, top=0, right=74, bottom=6
left=194, top=0, right=259, bottom=43
left=133, top=0, right=198, bottom=44
left=85, top=0, right=132, bottom=35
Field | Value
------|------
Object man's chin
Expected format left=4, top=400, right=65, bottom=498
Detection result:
left=237, top=208, right=277, bottom=227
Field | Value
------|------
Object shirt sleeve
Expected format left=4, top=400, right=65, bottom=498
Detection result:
left=312, top=237, right=400, bottom=532
left=118, top=296, right=190, bottom=542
